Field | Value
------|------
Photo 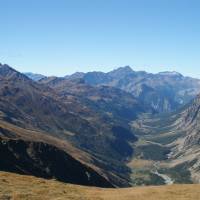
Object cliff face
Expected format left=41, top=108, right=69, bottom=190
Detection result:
left=160, top=95, right=200, bottom=182
left=173, top=95, right=200, bottom=148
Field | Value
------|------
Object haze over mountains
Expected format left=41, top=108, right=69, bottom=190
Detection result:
left=26, top=66, right=200, bottom=113
left=1, top=63, right=200, bottom=190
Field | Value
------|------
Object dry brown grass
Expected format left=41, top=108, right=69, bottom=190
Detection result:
left=0, top=172, right=200, bottom=200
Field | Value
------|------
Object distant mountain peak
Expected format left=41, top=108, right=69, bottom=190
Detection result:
left=0, top=63, right=30, bottom=81
left=0, top=63, right=18, bottom=75
left=158, top=71, right=183, bottom=77
left=65, top=72, right=85, bottom=79
left=113, top=65, right=133, bottom=72
left=24, top=72, right=46, bottom=81
left=108, top=66, right=134, bottom=78
left=0, top=63, right=15, bottom=70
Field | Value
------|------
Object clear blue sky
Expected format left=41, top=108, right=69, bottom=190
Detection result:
left=1, top=0, right=200, bottom=77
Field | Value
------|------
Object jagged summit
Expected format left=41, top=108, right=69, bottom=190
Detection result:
left=0, top=63, right=16, bottom=71
left=0, top=63, right=20, bottom=77
left=108, top=66, right=134, bottom=77
left=0, top=63, right=30, bottom=81
left=115, top=65, right=133, bottom=71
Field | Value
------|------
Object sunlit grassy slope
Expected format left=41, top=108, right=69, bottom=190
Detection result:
left=0, top=172, right=200, bottom=200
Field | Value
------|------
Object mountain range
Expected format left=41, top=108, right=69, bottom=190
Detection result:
left=0, top=63, right=200, bottom=188
left=26, top=66, right=200, bottom=113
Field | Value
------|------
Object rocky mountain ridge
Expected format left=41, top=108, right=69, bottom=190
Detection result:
left=1, top=63, right=200, bottom=186
left=28, top=66, right=200, bottom=113
left=0, top=63, right=145, bottom=187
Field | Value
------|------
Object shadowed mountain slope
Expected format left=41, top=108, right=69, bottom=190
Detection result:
left=0, top=120, right=113, bottom=187
left=0, top=63, right=147, bottom=187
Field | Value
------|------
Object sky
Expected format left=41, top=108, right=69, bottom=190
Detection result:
left=1, top=0, right=200, bottom=77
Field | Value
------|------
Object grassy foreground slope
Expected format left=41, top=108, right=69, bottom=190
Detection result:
left=0, top=172, right=200, bottom=200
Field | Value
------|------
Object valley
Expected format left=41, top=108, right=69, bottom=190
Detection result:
left=0, top=63, right=200, bottom=199
left=2, top=1, right=200, bottom=199
left=128, top=107, right=200, bottom=186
